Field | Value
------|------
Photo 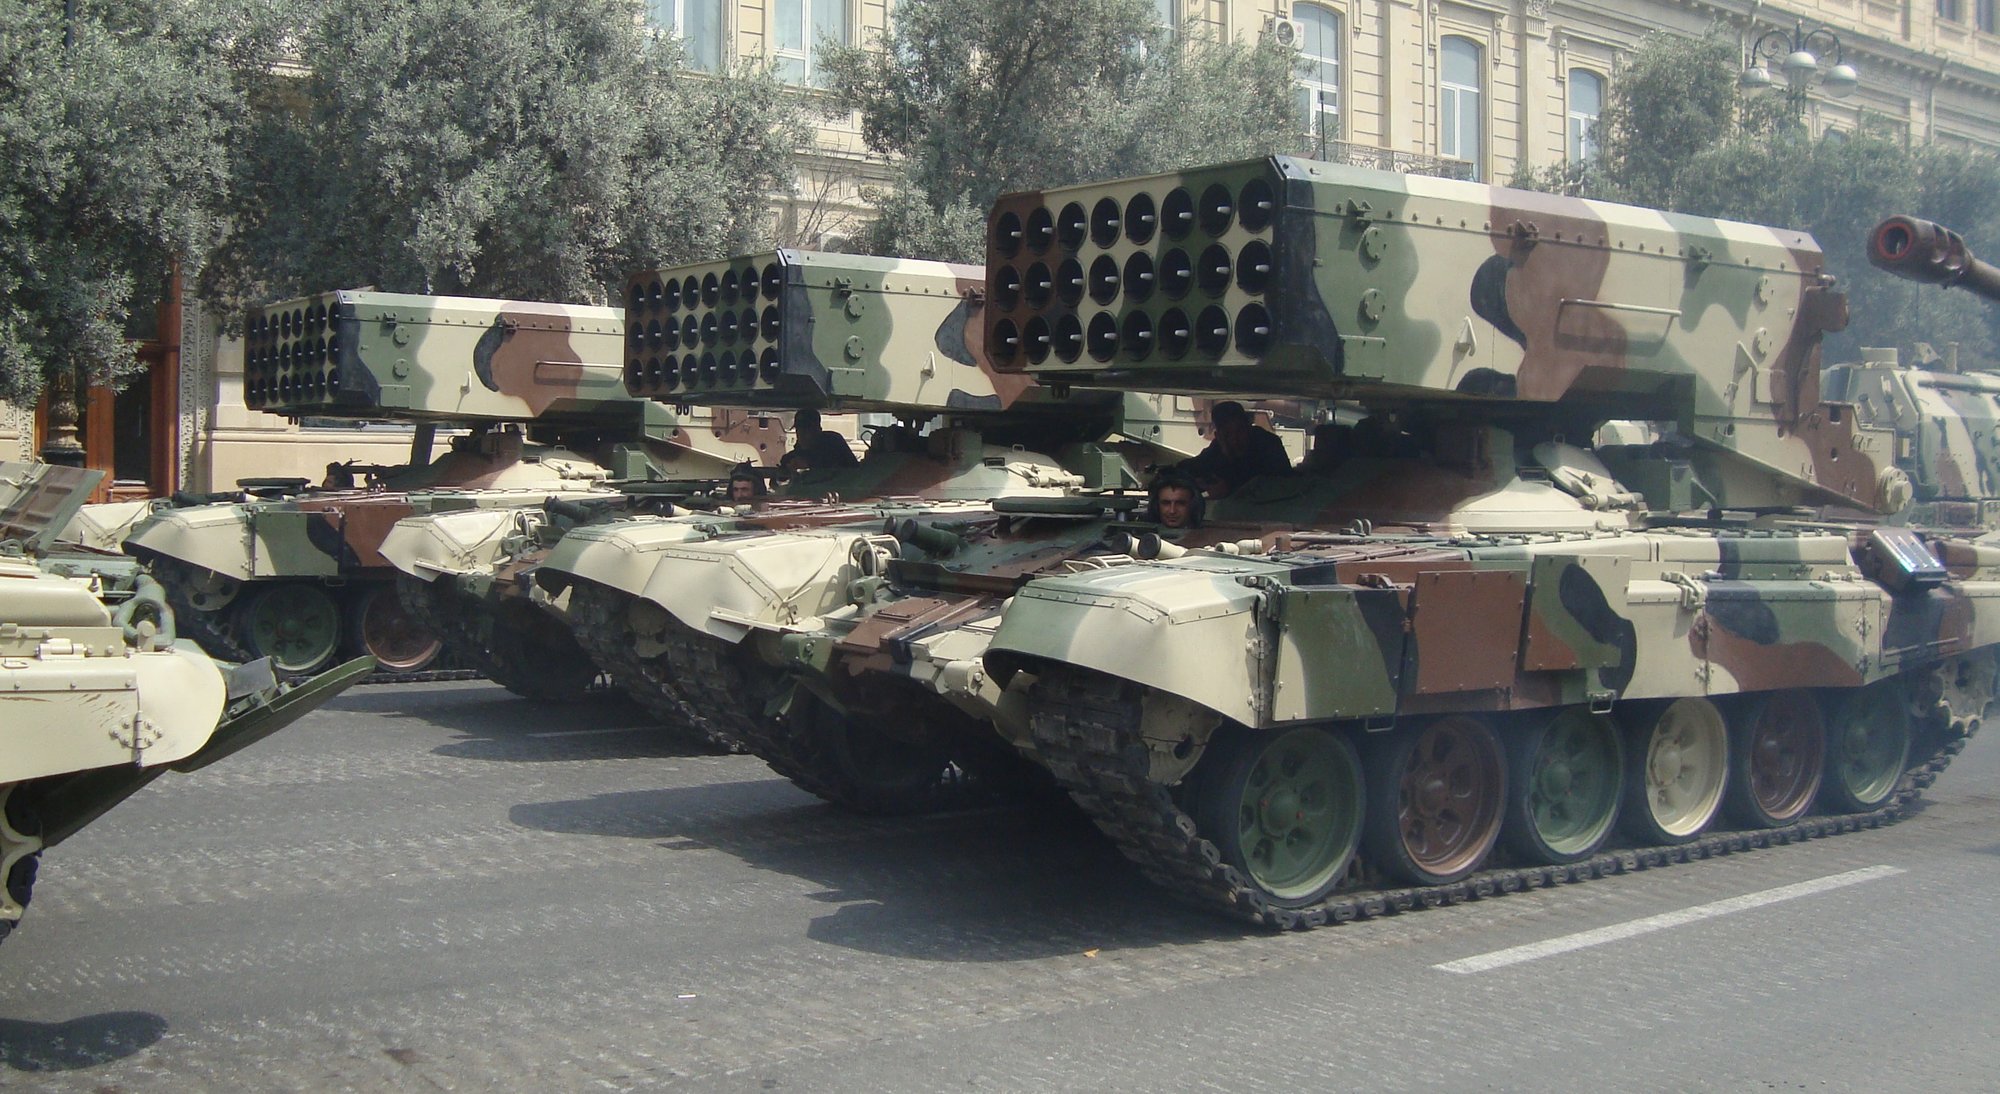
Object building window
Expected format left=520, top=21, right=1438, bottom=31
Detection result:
left=1980, top=0, right=1997, bottom=32
left=1940, top=0, right=1965, bottom=22
left=775, top=0, right=849, bottom=87
left=1568, top=69, right=1604, bottom=164
left=1440, top=36, right=1483, bottom=180
left=648, top=0, right=725, bottom=71
left=1153, top=0, right=1177, bottom=31
left=1296, top=4, right=1342, bottom=143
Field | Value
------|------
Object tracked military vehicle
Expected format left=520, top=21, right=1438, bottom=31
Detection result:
left=1, top=461, right=368, bottom=944
left=824, top=155, right=2000, bottom=930
left=124, top=290, right=774, bottom=680
left=1802, top=215, right=2000, bottom=532
left=431, top=250, right=1218, bottom=748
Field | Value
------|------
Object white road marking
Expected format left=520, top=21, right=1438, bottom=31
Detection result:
left=524, top=727, right=634, bottom=739
left=1434, top=864, right=1905, bottom=975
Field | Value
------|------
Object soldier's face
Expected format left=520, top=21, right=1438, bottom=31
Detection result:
left=1156, top=486, right=1194, bottom=528
left=730, top=480, right=757, bottom=502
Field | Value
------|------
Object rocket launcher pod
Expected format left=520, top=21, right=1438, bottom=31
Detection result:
left=621, top=250, right=1048, bottom=415
left=243, top=290, right=635, bottom=427
left=987, top=156, right=1900, bottom=514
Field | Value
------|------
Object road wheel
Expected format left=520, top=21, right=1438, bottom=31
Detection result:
left=1192, top=726, right=1363, bottom=907
left=1363, top=715, right=1506, bottom=886
left=1621, top=698, right=1728, bottom=844
left=1725, top=690, right=1826, bottom=828
left=1502, top=708, right=1622, bottom=864
left=1819, top=681, right=1911, bottom=813
left=342, top=584, right=442, bottom=673
left=238, top=583, right=342, bottom=676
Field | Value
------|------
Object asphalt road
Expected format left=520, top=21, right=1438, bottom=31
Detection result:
left=4, top=680, right=1998, bottom=1091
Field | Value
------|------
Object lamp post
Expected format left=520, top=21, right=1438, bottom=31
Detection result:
left=1740, top=19, right=1859, bottom=122
left=40, top=0, right=86, bottom=469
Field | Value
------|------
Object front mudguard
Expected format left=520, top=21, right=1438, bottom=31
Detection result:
left=635, top=530, right=872, bottom=642
left=124, top=503, right=278, bottom=581
left=984, top=563, right=1267, bottom=729
left=379, top=508, right=523, bottom=582
left=537, top=518, right=715, bottom=596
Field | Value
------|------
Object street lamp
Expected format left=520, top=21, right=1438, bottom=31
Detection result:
left=1740, top=19, right=1858, bottom=116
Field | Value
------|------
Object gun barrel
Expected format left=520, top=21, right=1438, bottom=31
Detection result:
left=1868, top=216, right=2000, bottom=301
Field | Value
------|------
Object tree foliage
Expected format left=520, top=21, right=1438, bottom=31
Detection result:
left=0, top=0, right=256, bottom=404
left=822, top=0, right=1302, bottom=261
left=1523, top=31, right=2000, bottom=370
left=206, top=0, right=808, bottom=319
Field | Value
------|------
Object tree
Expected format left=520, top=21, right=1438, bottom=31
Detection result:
left=821, top=0, right=1302, bottom=262
left=206, top=0, right=809, bottom=316
left=0, top=0, right=255, bottom=405
left=1589, top=33, right=1744, bottom=211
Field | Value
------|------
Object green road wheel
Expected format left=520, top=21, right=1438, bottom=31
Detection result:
left=1193, top=727, right=1363, bottom=907
left=343, top=584, right=442, bottom=673
left=1819, top=681, right=1911, bottom=813
left=239, top=583, right=342, bottom=676
left=1364, top=715, right=1506, bottom=886
left=1502, top=708, right=1622, bottom=864
left=1725, top=690, right=1826, bottom=828
left=1621, top=697, right=1728, bottom=844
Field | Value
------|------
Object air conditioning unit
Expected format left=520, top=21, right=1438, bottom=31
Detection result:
left=1263, top=15, right=1302, bottom=49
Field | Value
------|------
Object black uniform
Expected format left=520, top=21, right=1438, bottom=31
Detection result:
left=1179, top=427, right=1291, bottom=494
left=783, top=430, right=858, bottom=471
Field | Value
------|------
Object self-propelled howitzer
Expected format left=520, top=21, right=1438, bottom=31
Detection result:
left=1815, top=216, right=2000, bottom=531
left=960, top=158, right=1997, bottom=928
left=125, top=291, right=772, bottom=681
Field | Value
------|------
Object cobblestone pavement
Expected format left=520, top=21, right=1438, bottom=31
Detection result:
left=4, top=681, right=1998, bottom=1091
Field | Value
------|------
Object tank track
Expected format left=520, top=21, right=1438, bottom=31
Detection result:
left=1026, top=666, right=1974, bottom=931
left=656, top=622, right=782, bottom=754
left=0, top=853, right=36, bottom=947
left=395, top=577, right=590, bottom=698
left=354, top=666, right=482, bottom=686
left=149, top=557, right=256, bottom=663
left=566, top=581, right=731, bottom=748
left=659, top=625, right=970, bottom=813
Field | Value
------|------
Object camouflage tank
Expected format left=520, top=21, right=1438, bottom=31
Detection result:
left=1, top=462, right=369, bottom=944
left=811, top=155, right=2000, bottom=931
left=124, top=290, right=774, bottom=681
left=419, top=250, right=1221, bottom=752
left=1807, top=215, right=2000, bottom=532
left=381, top=402, right=1285, bottom=711
left=615, top=398, right=1323, bottom=811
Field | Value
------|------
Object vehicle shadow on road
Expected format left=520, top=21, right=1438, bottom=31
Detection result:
left=0, top=1011, right=167, bottom=1072
left=509, top=785, right=1248, bottom=961
left=332, top=681, right=727, bottom=762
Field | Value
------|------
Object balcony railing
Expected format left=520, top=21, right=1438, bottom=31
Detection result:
left=1307, top=136, right=1476, bottom=181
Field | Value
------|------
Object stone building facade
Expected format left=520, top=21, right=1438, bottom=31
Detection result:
left=10, top=0, right=2000, bottom=492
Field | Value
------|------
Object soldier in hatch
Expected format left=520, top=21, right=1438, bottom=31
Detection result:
left=778, top=408, right=859, bottom=474
left=727, top=464, right=767, bottom=508
left=1144, top=472, right=1204, bottom=530
left=1178, top=400, right=1291, bottom=497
